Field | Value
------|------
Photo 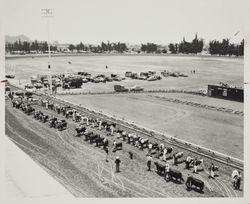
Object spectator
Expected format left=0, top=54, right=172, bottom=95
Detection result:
left=186, top=155, right=192, bottom=169
left=163, top=148, right=167, bottom=161
left=115, top=156, right=121, bottom=173
left=110, top=125, right=114, bottom=135
left=232, top=169, right=239, bottom=188
left=165, top=162, right=170, bottom=180
left=99, top=120, right=102, bottom=130
left=129, top=151, right=133, bottom=160
left=104, top=147, right=109, bottom=162
left=193, top=158, right=198, bottom=174
left=148, top=143, right=153, bottom=150
left=173, top=154, right=177, bottom=166
left=236, top=172, right=242, bottom=190
left=147, top=154, right=153, bottom=171
left=209, top=163, right=215, bottom=179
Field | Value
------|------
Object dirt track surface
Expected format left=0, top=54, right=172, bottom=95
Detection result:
left=5, top=98, right=243, bottom=197
left=59, top=93, right=243, bottom=159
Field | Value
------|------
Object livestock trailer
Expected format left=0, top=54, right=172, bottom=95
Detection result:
left=207, top=85, right=243, bottom=102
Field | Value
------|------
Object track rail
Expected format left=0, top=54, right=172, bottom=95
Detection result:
left=8, top=84, right=244, bottom=171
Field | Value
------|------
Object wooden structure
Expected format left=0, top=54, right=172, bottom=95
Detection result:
left=207, top=85, right=243, bottom=102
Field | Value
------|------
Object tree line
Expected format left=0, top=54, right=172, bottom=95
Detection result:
left=68, top=41, right=128, bottom=53
left=5, top=36, right=244, bottom=56
left=209, top=39, right=244, bottom=56
left=5, top=40, right=57, bottom=53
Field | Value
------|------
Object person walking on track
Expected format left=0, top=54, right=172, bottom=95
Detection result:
left=115, top=156, right=121, bottom=173
left=147, top=154, right=153, bottom=171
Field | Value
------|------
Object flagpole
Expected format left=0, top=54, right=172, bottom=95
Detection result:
left=42, top=8, right=54, bottom=96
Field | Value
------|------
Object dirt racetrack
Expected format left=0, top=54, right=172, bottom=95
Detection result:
left=5, top=97, right=243, bottom=197
left=58, top=93, right=243, bottom=159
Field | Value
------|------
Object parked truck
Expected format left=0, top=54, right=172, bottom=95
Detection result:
left=63, top=76, right=83, bottom=89
left=114, top=85, right=129, bottom=92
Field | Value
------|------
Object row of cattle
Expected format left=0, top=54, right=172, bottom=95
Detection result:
left=17, top=97, right=214, bottom=193
left=39, top=98, right=208, bottom=192
left=12, top=99, right=68, bottom=131
left=73, top=120, right=207, bottom=192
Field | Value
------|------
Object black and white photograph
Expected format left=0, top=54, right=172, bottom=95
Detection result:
left=0, top=0, right=249, bottom=201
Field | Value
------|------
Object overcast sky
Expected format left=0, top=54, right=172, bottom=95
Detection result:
left=3, top=0, right=248, bottom=44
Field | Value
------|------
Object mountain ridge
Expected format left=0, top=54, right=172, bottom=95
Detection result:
left=5, top=35, right=31, bottom=43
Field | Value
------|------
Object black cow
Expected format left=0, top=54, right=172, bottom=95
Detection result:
left=49, top=117, right=58, bottom=128
left=89, top=134, right=99, bottom=144
left=75, top=126, right=86, bottom=137
left=152, top=143, right=159, bottom=150
left=186, top=176, right=204, bottom=192
left=75, top=115, right=81, bottom=122
left=34, top=111, right=43, bottom=119
left=41, top=115, right=49, bottom=123
left=84, top=131, right=94, bottom=141
left=55, top=120, right=67, bottom=131
left=167, top=147, right=173, bottom=154
left=154, top=162, right=165, bottom=176
left=122, top=133, right=127, bottom=141
left=168, top=169, right=184, bottom=183
left=95, top=137, right=104, bottom=147
left=113, top=142, right=123, bottom=152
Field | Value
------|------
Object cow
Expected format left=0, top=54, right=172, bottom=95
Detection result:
left=113, top=142, right=123, bottom=152
left=34, top=111, right=43, bottom=119
left=55, top=120, right=67, bottom=131
left=168, top=169, right=184, bottom=183
left=139, top=138, right=149, bottom=150
left=75, top=115, right=82, bottom=123
left=89, top=134, right=99, bottom=144
left=41, top=115, right=49, bottom=123
left=154, top=162, right=166, bottom=176
left=152, top=143, right=159, bottom=150
left=25, top=106, right=35, bottom=115
left=75, top=126, right=86, bottom=137
left=122, top=132, right=127, bottom=141
left=167, top=147, right=173, bottom=154
left=186, top=175, right=204, bottom=192
left=173, top=152, right=184, bottom=165
left=49, top=117, right=58, bottom=128
left=95, top=136, right=105, bottom=147
left=84, top=131, right=94, bottom=141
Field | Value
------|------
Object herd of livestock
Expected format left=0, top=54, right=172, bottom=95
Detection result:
left=9, top=91, right=242, bottom=194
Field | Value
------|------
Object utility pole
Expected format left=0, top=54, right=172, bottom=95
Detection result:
left=41, top=8, right=54, bottom=95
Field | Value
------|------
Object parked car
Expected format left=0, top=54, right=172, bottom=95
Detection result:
left=82, top=78, right=88, bottom=83
left=25, top=84, right=34, bottom=89
left=130, top=85, right=144, bottom=91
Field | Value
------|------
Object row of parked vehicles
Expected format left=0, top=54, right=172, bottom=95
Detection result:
left=77, top=72, right=125, bottom=83
left=125, top=71, right=162, bottom=81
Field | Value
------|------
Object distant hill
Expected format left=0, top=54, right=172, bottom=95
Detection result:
left=5, top=35, right=31, bottom=43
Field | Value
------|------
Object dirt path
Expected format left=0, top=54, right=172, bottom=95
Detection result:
left=5, top=99, right=243, bottom=197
